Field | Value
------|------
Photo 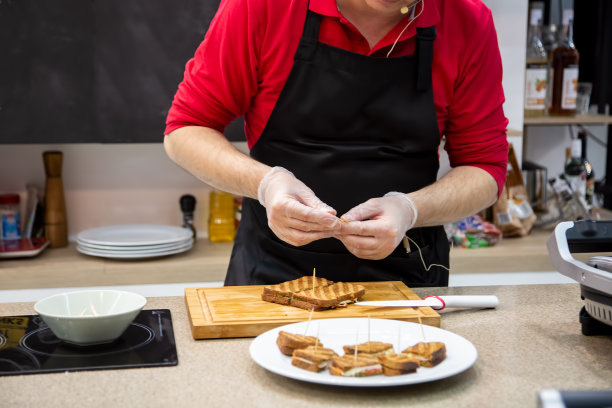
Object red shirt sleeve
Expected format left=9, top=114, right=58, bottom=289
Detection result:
left=439, top=6, right=509, bottom=197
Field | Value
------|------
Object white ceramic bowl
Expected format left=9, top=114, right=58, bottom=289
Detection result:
left=34, top=290, right=147, bottom=346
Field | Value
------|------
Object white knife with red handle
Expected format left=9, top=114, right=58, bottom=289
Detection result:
left=354, top=295, right=499, bottom=310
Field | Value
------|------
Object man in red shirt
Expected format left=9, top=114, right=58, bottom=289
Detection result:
left=164, top=0, right=508, bottom=286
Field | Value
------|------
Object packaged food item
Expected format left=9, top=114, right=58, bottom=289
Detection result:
left=445, top=214, right=502, bottom=249
left=0, top=194, right=21, bottom=239
left=493, top=145, right=537, bottom=237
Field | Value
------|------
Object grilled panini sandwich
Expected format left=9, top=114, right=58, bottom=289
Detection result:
left=342, top=341, right=394, bottom=357
left=291, top=345, right=338, bottom=372
left=378, top=352, right=420, bottom=376
left=262, top=277, right=365, bottom=311
left=262, top=276, right=333, bottom=306
left=291, top=282, right=366, bottom=311
left=401, top=341, right=446, bottom=367
left=276, top=330, right=321, bottom=356
left=329, top=353, right=383, bottom=377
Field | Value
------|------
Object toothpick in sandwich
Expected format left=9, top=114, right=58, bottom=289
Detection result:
left=304, top=306, right=314, bottom=336
left=418, top=315, right=426, bottom=341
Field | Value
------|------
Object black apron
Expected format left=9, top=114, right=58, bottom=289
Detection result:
left=225, top=10, right=449, bottom=287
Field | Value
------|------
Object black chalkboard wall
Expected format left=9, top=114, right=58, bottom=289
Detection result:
left=0, top=0, right=245, bottom=143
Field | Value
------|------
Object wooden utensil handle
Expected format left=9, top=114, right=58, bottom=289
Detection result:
left=43, top=151, right=63, bottom=178
left=43, top=151, right=68, bottom=248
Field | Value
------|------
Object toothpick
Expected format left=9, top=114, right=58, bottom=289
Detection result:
left=354, top=327, right=359, bottom=363
left=304, top=307, right=314, bottom=335
left=367, top=314, right=371, bottom=352
left=418, top=316, right=426, bottom=341
left=397, top=325, right=401, bottom=352
left=315, top=322, right=320, bottom=353
left=312, top=267, right=316, bottom=291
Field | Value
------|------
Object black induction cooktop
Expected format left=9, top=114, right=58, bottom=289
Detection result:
left=0, top=309, right=178, bottom=376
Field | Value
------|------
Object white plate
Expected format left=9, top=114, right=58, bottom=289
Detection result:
left=76, top=240, right=193, bottom=259
left=77, top=225, right=193, bottom=246
left=249, top=318, right=477, bottom=387
left=76, top=238, right=193, bottom=252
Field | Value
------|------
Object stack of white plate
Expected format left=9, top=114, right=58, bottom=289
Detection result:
left=76, top=225, right=194, bottom=259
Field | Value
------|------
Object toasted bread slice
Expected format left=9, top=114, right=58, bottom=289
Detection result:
left=262, top=276, right=334, bottom=306
left=276, top=331, right=321, bottom=356
left=292, top=286, right=340, bottom=309
left=401, top=342, right=446, bottom=367
left=330, top=282, right=366, bottom=305
left=342, top=341, right=394, bottom=357
left=291, top=282, right=366, bottom=311
left=291, top=345, right=338, bottom=372
left=263, top=276, right=334, bottom=297
left=378, top=352, right=419, bottom=376
left=329, top=353, right=383, bottom=377
left=261, top=277, right=366, bottom=311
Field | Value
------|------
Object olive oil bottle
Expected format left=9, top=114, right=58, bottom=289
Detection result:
left=208, top=191, right=236, bottom=242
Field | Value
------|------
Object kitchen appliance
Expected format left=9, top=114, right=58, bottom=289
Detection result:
left=0, top=309, right=178, bottom=376
left=547, top=220, right=612, bottom=335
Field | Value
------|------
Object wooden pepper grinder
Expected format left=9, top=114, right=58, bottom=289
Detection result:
left=43, top=151, right=68, bottom=248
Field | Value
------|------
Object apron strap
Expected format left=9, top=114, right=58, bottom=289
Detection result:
left=295, top=10, right=322, bottom=61
left=416, top=26, right=436, bottom=92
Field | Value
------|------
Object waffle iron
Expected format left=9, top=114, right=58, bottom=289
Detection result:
left=547, top=220, right=612, bottom=335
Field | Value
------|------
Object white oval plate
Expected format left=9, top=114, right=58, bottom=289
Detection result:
left=77, top=225, right=193, bottom=246
left=249, top=318, right=477, bottom=387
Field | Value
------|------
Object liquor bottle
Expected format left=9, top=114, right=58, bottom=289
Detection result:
left=524, top=5, right=548, bottom=117
left=549, top=9, right=579, bottom=116
left=564, top=138, right=587, bottom=209
left=578, top=131, right=595, bottom=208
left=541, top=23, right=557, bottom=111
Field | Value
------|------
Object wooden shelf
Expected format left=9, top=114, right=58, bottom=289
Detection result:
left=524, top=114, right=612, bottom=126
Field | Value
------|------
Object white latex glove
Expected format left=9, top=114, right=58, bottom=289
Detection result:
left=258, top=167, right=341, bottom=246
left=335, top=192, right=418, bottom=260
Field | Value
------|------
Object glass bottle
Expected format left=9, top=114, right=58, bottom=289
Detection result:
left=541, top=24, right=558, bottom=59
left=541, top=23, right=557, bottom=111
left=549, top=9, right=579, bottom=116
left=564, top=138, right=587, bottom=209
left=208, top=191, right=236, bottom=242
left=578, top=131, right=595, bottom=208
left=524, top=6, right=548, bottom=117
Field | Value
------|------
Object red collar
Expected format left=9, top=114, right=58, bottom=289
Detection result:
left=310, top=0, right=441, bottom=44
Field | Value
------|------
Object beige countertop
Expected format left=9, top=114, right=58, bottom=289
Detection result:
left=0, top=227, right=570, bottom=291
left=2, top=284, right=611, bottom=408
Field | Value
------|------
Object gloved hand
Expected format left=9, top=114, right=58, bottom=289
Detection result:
left=258, top=166, right=340, bottom=246
left=335, top=192, right=418, bottom=260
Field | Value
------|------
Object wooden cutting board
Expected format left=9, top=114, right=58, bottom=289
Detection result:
left=185, top=281, right=440, bottom=339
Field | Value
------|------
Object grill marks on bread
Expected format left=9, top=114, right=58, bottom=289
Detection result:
left=276, top=330, right=321, bottom=356
left=378, top=352, right=420, bottom=376
left=262, top=277, right=365, bottom=310
left=279, top=332, right=447, bottom=376
left=342, top=341, right=394, bottom=357
left=329, top=353, right=383, bottom=377
left=401, top=342, right=447, bottom=367
left=291, top=345, right=338, bottom=372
